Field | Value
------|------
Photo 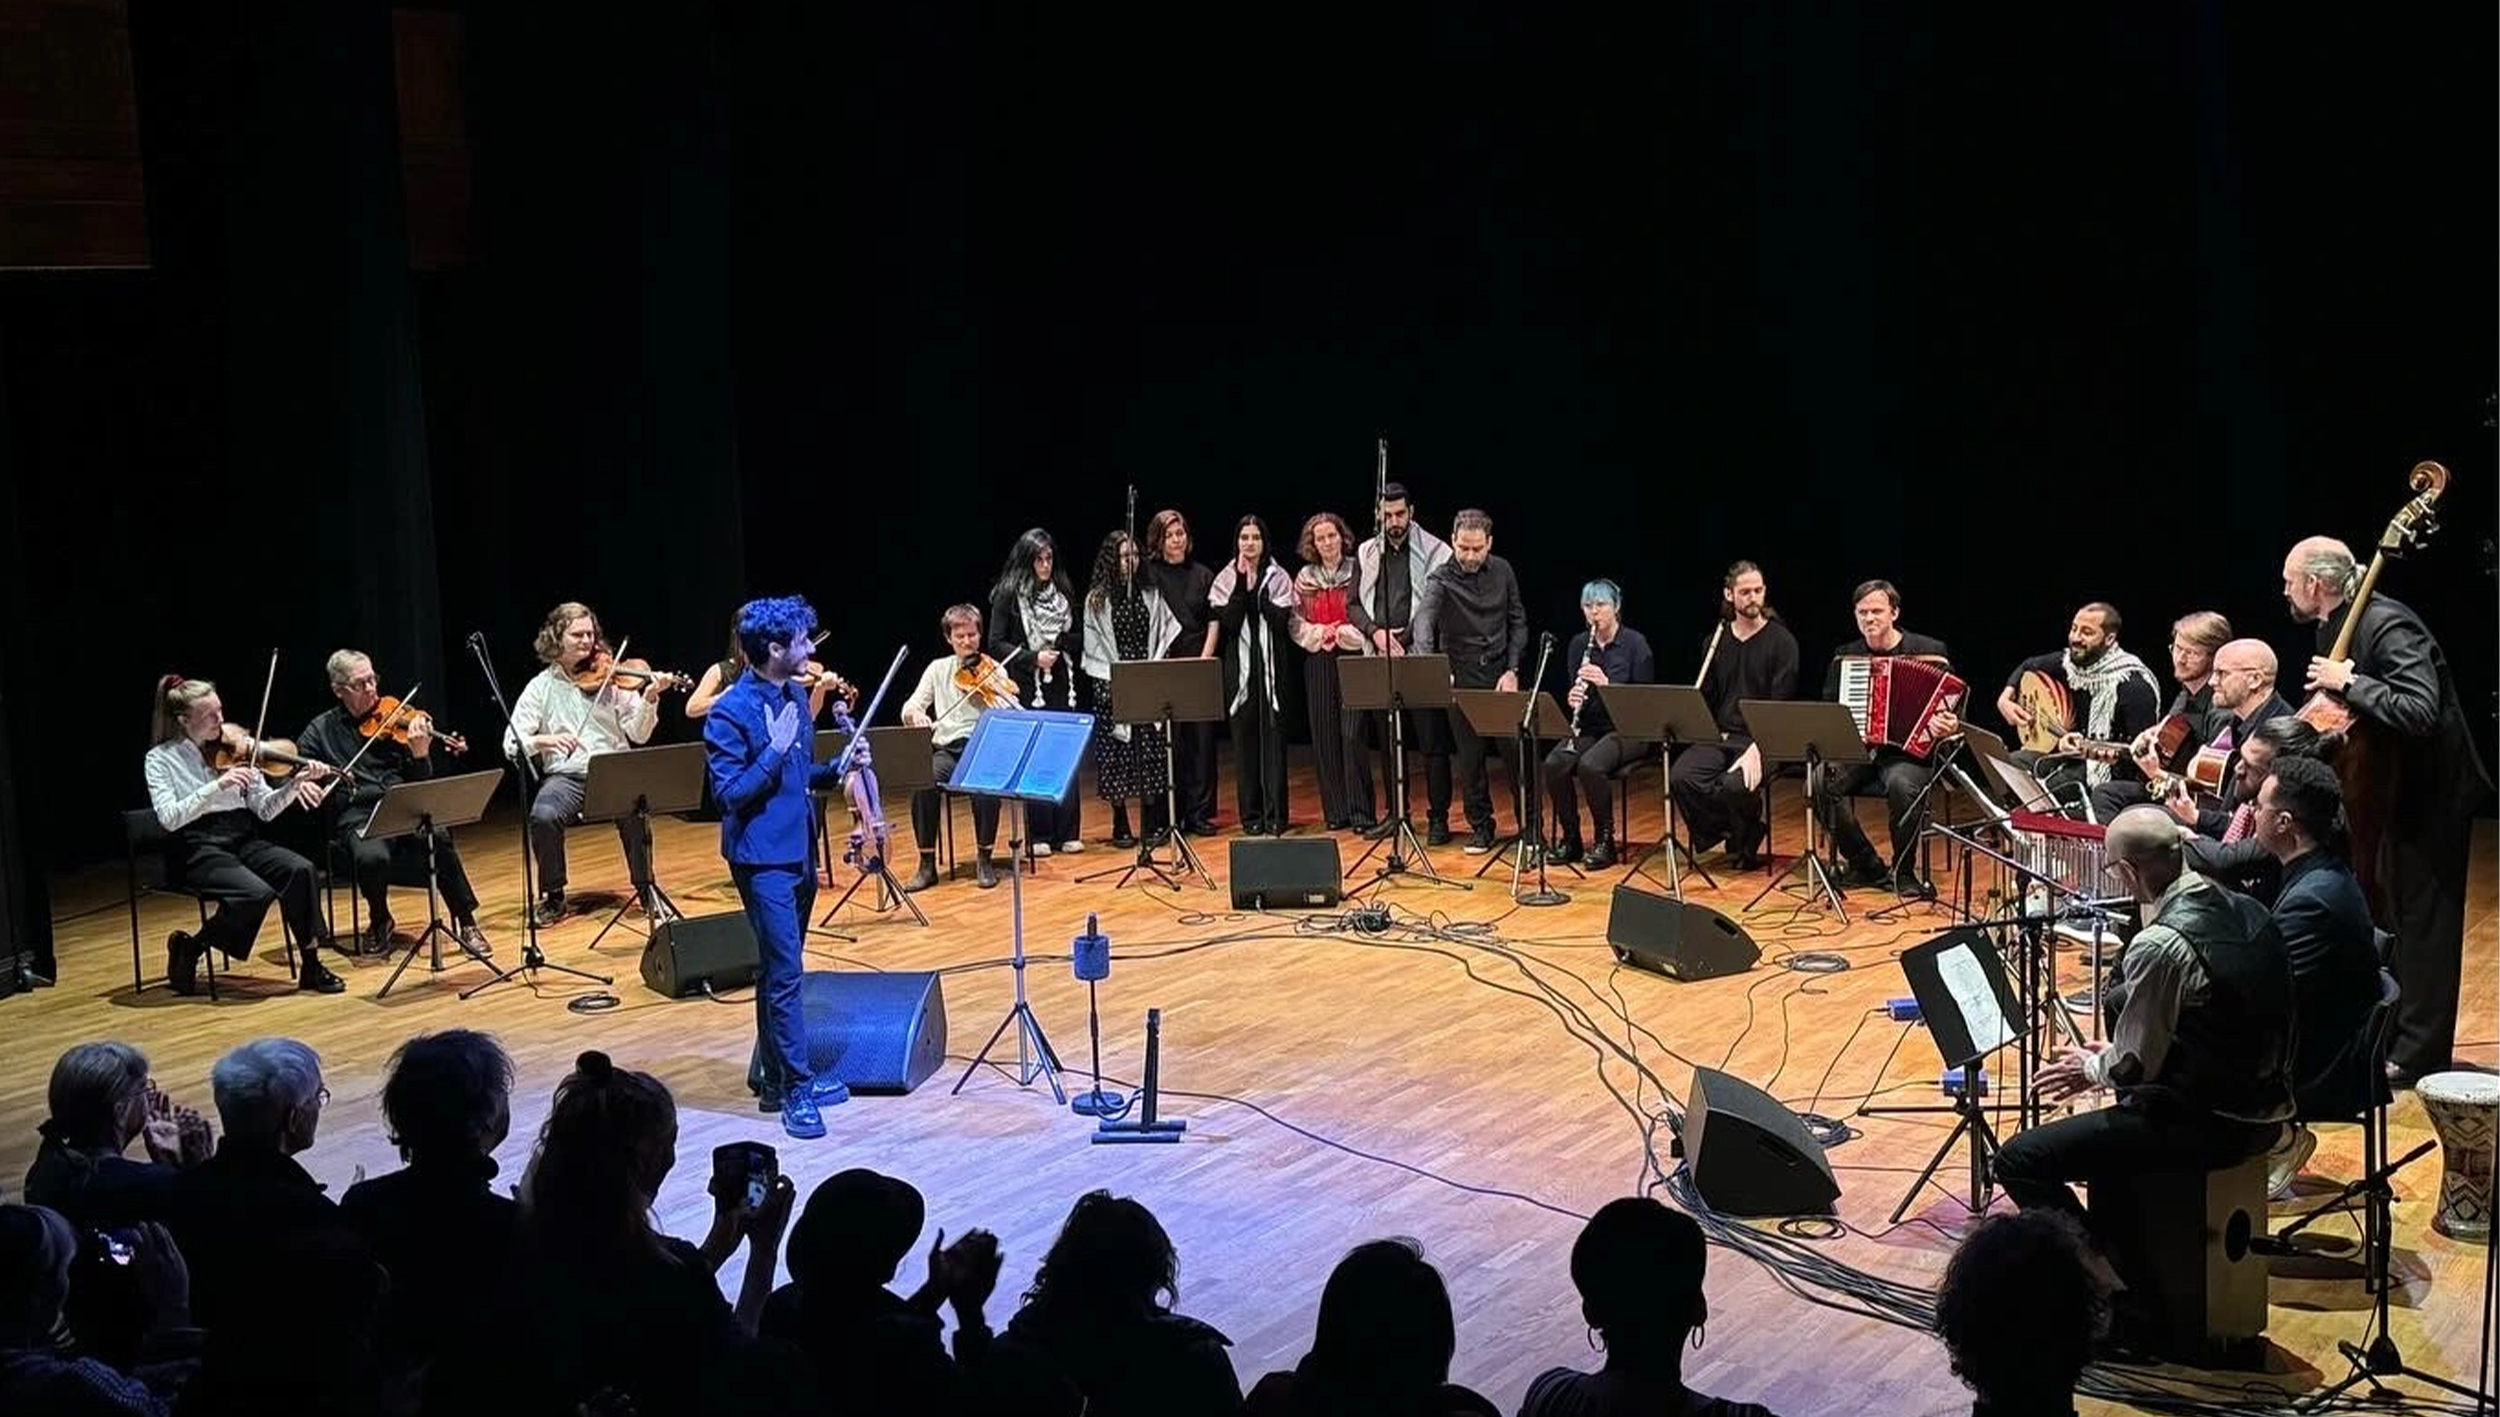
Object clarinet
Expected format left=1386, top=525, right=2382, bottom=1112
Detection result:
left=1560, top=634, right=1599, bottom=754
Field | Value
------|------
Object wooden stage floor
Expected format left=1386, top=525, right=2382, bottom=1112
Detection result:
left=10, top=758, right=2495, bottom=1415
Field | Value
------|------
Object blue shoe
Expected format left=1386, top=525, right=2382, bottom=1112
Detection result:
left=807, top=1076, right=851, bottom=1107
left=781, top=1092, right=826, bottom=1140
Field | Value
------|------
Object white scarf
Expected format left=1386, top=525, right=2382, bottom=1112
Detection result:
left=2063, top=646, right=2156, bottom=786
left=1207, top=561, right=1297, bottom=714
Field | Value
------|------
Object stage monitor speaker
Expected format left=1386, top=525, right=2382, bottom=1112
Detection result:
left=639, top=911, right=760, bottom=998
left=1607, top=884, right=1760, bottom=981
left=1685, top=1065, right=1840, bottom=1217
left=758, top=969, right=948, bottom=1095
left=1229, top=837, right=1343, bottom=911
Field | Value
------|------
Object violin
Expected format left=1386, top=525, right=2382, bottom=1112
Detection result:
left=792, top=666, right=860, bottom=705
left=359, top=695, right=468, bottom=754
left=206, top=723, right=346, bottom=782
left=569, top=643, right=693, bottom=697
left=953, top=649, right=1021, bottom=710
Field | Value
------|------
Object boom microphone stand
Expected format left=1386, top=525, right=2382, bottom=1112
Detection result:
left=460, top=632, right=612, bottom=1001
left=1345, top=437, right=1462, bottom=896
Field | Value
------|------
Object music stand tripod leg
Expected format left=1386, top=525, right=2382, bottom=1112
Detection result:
left=953, top=801, right=1068, bottom=1103
left=1746, top=755, right=1850, bottom=924
left=1350, top=694, right=1463, bottom=896
left=1885, top=1089, right=2003, bottom=1225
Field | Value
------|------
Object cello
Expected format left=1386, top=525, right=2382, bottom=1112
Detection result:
left=2298, top=459, right=2448, bottom=907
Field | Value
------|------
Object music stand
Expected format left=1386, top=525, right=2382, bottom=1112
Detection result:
left=362, top=768, right=506, bottom=999
left=1079, top=658, right=1221, bottom=891
left=1871, top=926, right=2023, bottom=1222
left=1737, top=699, right=1869, bottom=926
left=1451, top=688, right=1578, bottom=903
left=578, top=742, right=707, bottom=952
left=1598, top=684, right=1725, bottom=898
left=1340, top=653, right=1466, bottom=894
left=813, top=725, right=933, bottom=932
left=949, top=709, right=1093, bottom=1104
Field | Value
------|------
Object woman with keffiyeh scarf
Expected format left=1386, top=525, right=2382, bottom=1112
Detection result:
left=1209, top=515, right=1299, bottom=835
left=989, top=529, right=1086, bottom=854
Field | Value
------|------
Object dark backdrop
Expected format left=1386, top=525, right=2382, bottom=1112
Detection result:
left=1, top=1, right=2490, bottom=878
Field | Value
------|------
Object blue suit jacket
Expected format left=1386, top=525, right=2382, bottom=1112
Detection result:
left=703, top=671, right=841, bottom=868
left=2272, top=849, right=2387, bottom=1118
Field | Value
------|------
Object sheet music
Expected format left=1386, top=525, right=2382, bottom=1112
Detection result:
left=1937, top=942, right=2012, bottom=1055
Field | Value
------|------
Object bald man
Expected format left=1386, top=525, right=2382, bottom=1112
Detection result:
left=1996, top=806, right=2295, bottom=1236
left=2284, top=535, right=2490, bottom=1084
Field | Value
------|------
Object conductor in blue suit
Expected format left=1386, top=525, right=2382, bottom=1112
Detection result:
left=704, top=595, right=849, bottom=1140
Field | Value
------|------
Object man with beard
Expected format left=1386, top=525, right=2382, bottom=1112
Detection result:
left=1994, top=602, right=2161, bottom=811
left=2088, top=610, right=2232, bottom=821
left=1347, top=482, right=1458, bottom=845
left=1413, top=509, right=1529, bottom=856
left=2283, top=535, right=2491, bottom=1086
left=1671, top=560, right=1798, bottom=869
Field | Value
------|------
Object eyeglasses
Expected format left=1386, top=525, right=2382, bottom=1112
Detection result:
left=316, top=1086, right=331, bottom=1106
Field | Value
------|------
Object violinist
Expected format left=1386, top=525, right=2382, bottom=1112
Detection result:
left=702, top=595, right=853, bottom=1139
left=686, top=610, right=837, bottom=722
left=898, top=605, right=1011, bottom=891
left=988, top=528, right=1084, bottom=854
left=297, top=650, right=489, bottom=956
left=504, top=601, right=669, bottom=927
left=142, top=675, right=344, bottom=995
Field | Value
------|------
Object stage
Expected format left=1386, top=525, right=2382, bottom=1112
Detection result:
left=9, top=760, right=2494, bottom=1415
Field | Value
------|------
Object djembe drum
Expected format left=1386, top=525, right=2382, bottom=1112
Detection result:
left=2416, top=1070, right=2498, bottom=1242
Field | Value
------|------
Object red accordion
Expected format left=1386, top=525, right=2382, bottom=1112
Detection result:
left=1836, top=654, right=1966, bottom=760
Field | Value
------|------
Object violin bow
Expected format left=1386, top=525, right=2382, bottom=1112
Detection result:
left=247, top=647, right=280, bottom=772
left=828, top=645, right=914, bottom=783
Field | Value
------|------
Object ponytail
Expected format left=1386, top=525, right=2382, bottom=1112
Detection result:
left=152, top=675, right=215, bottom=746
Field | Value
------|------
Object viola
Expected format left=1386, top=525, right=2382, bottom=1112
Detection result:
left=953, top=650, right=1021, bottom=710
left=359, top=695, right=468, bottom=754
left=206, top=723, right=346, bottom=782
left=827, top=693, right=888, bottom=877
left=569, top=645, right=693, bottom=697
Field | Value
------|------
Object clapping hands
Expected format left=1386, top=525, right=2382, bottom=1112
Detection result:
left=140, top=1083, right=215, bottom=1169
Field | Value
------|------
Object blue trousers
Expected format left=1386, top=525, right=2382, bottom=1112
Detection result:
left=732, top=861, right=814, bottom=1097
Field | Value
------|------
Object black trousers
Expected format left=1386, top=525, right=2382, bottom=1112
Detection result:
left=1231, top=697, right=1290, bottom=830
left=910, top=743, right=1000, bottom=855
left=1303, top=653, right=1374, bottom=826
left=1447, top=702, right=1512, bottom=835
left=1670, top=739, right=1766, bottom=854
left=340, top=826, right=479, bottom=923
left=169, top=812, right=324, bottom=961
left=1816, top=751, right=1937, bottom=870
left=1374, top=706, right=1454, bottom=824
left=1995, top=1096, right=2279, bottom=1232
left=2088, top=776, right=2152, bottom=823
left=527, top=773, right=653, bottom=897
left=2384, top=810, right=2473, bottom=1076
left=1542, top=732, right=1639, bottom=844
left=1174, top=719, right=1219, bottom=827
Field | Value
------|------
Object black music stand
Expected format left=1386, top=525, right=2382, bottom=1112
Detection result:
left=1452, top=688, right=1578, bottom=904
left=1598, top=683, right=1724, bottom=899
left=949, top=709, right=1093, bottom=1104
left=364, top=768, right=506, bottom=999
left=1870, top=926, right=2023, bottom=1223
left=1738, top=699, right=1868, bottom=926
left=1080, top=658, right=1221, bottom=892
left=580, top=742, right=707, bottom=953
left=813, top=725, right=933, bottom=932
left=1341, top=653, right=1466, bottom=895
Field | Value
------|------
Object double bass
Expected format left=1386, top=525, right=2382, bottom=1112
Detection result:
left=2299, top=460, right=2448, bottom=907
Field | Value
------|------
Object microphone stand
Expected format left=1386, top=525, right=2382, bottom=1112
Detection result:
left=460, top=632, right=612, bottom=1000
left=1867, top=733, right=1966, bottom=922
left=1515, top=632, right=1568, bottom=906
left=1347, top=438, right=1457, bottom=893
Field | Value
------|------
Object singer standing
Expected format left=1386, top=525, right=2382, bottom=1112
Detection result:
left=703, top=595, right=850, bottom=1140
left=1209, top=515, right=1299, bottom=834
left=1413, top=510, right=1529, bottom=855
left=988, top=529, right=1085, bottom=855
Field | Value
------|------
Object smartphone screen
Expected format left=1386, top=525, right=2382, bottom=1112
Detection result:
left=744, top=1174, right=768, bottom=1210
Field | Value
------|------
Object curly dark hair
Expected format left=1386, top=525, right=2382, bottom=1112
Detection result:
left=382, top=1029, right=514, bottom=1163
left=1934, top=1211, right=2109, bottom=1404
left=1088, top=530, right=1139, bottom=611
left=1021, top=1190, right=1179, bottom=1318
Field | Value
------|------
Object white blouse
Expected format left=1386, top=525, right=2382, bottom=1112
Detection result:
left=144, top=737, right=315, bottom=833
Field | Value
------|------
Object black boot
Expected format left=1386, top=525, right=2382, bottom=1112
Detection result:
left=903, top=853, right=939, bottom=892
left=974, top=852, right=1000, bottom=890
left=297, top=948, right=346, bottom=995
left=1584, top=833, right=1616, bottom=871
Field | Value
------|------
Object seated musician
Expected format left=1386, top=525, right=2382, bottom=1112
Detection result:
left=2250, top=755, right=2383, bottom=1197
left=1671, top=560, right=1798, bottom=869
left=504, top=601, right=669, bottom=927
left=297, top=650, right=490, bottom=956
left=899, top=605, right=1013, bottom=892
left=2087, top=611, right=2231, bottom=821
left=2173, top=715, right=2331, bottom=906
left=1994, top=602, right=2161, bottom=812
left=143, top=675, right=344, bottom=995
left=1541, top=578, right=1655, bottom=869
left=1814, top=579, right=1958, bottom=893
left=1997, top=807, right=2294, bottom=1270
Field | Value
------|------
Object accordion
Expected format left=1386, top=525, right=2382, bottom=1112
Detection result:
left=1836, top=654, right=1966, bottom=760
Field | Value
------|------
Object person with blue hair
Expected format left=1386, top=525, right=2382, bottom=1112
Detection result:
left=1543, top=577, right=1655, bottom=870
left=703, top=594, right=854, bottom=1139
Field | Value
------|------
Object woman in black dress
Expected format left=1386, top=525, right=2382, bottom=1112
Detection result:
left=1082, top=530, right=1181, bottom=846
left=1208, top=515, right=1298, bottom=835
left=988, top=528, right=1085, bottom=854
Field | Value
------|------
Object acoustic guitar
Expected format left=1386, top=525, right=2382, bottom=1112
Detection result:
left=2298, top=460, right=2449, bottom=908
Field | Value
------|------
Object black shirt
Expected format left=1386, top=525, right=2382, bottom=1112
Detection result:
left=2001, top=652, right=2162, bottom=753
left=1702, top=619, right=1801, bottom=739
left=300, top=704, right=435, bottom=817
left=1560, top=626, right=1656, bottom=738
left=1377, top=540, right=1414, bottom=631
left=1143, top=559, right=1214, bottom=651
left=22, top=1127, right=181, bottom=1229
left=1413, top=554, right=1530, bottom=688
left=1821, top=631, right=1952, bottom=698
left=340, top=1155, right=519, bottom=1372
